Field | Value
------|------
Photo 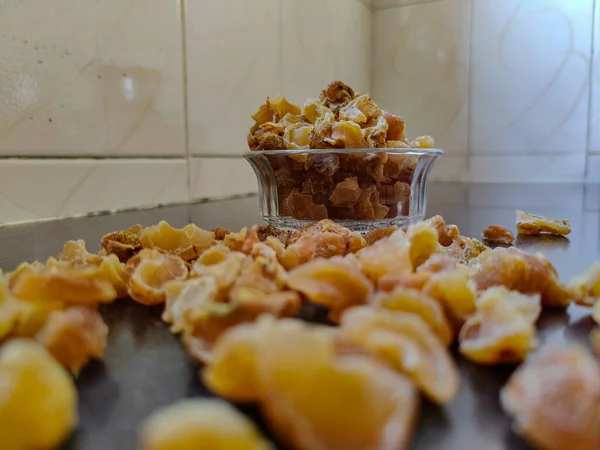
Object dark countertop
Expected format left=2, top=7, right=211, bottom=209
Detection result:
left=1, top=182, right=599, bottom=450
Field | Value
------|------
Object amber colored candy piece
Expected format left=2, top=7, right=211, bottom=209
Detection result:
left=202, top=318, right=273, bottom=403
left=100, top=224, right=144, bottom=262
left=417, top=253, right=462, bottom=274
left=319, top=81, right=355, bottom=109
left=568, top=262, right=600, bottom=307
left=10, top=261, right=117, bottom=305
left=423, top=215, right=460, bottom=247
left=472, top=247, right=572, bottom=308
left=338, top=94, right=382, bottom=124
left=382, top=112, right=406, bottom=141
left=35, top=306, right=108, bottom=375
left=140, top=221, right=215, bottom=261
left=406, top=222, right=439, bottom=270
left=0, top=339, right=78, bottom=450
left=373, top=286, right=453, bottom=346
left=287, top=256, right=373, bottom=323
left=501, top=346, right=600, bottom=450
left=126, top=249, right=188, bottom=306
left=281, top=188, right=328, bottom=221
left=422, top=267, right=477, bottom=332
left=459, top=287, right=539, bottom=365
left=258, top=319, right=418, bottom=450
left=516, top=210, right=571, bottom=236
left=340, top=307, right=460, bottom=404
left=139, top=398, right=274, bottom=450
left=280, top=220, right=366, bottom=270
left=363, top=225, right=398, bottom=246
left=481, top=225, right=514, bottom=245
left=331, top=120, right=368, bottom=149
left=356, top=229, right=412, bottom=282
left=330, top=177, right=361, bottom=207
left=409, top=136, right=435, bottom=148
left=378, top=272, right=431, bottom=293
left=57, top=240, right=103, bottom=267
left=442, top=236, right=489, bottom=264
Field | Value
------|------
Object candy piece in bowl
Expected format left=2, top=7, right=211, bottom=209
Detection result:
left=244, top=81, right=442, bottom=232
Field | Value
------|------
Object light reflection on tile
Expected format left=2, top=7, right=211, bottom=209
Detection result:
left=0, top=159, right=188, bottom=224
left=470, top=0, right=592, bottom=155
left=0, top=0, right=185, bottom=156
left=189, top=157, right=257, bottom=200
left=281, top=0, right=370, bottom=103
left=185, top=0, right=280, bottom=156
left=468, top=156, right=586, bottom=182
left=372, top=0, right=470, bottom=156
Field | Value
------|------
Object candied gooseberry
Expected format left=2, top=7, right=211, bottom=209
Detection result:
left=377, top=272, right=431, bottom=293
left=340, top=307, right=459, bottom=404
left=501, top=346, right=600, bottom=450
left=202, top=318, right=273, bottom=403
left=363, top=226, right=398, bottom=246
left=10, top=261, right=117, bottom=305
left=406, top=222, right=439, bottom=270
left=126, top=249, right=188, bottom=306
left=329, top=177, right=360, bottom=207
left=356, top=230, right=412, bottom=282
left=0, top=339, right=78, bottom=450
left=481, top=225, right=514, bottom=245
left=287, top=256, right=373, bottom=323
left=459, top=287, right=538, bottom=365
left=382, top=112, right=406, bottom=141
left=139, top=398, right=274, bottom=450
left=373, top=286, right=453, bottom=347
left=568, top=262, right=600, bottom=307
left=140, top=221, right=215, bottom=261
left=338, top=94, right=381, bottom=124
left=57, top=240, right=103, bottom=267
left=423, top=215, right=460, bottom=247
left=100, top=224, right=144, bottom=262
left=516, top=210, right=571, bottom=236
left=472, top=247, right=571, bottom=308
left=422, top=268, right=477, bottom=331
left=35, top=306, right=108, bottom=375
left=258, top=319, right=418, bottom=450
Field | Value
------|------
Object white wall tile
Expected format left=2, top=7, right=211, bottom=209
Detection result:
left=281, top=0, right=371, bottom=104
left=468, top=155, right=587, bottom=183
left=373, top=0, right=444, bottom=9
left=0, top=0, right=185, bottom=157
left=470, top=0, right=592, bottom=155
left=372, top=0, right=471, bottom=156
left=429, top=156, right=467, bottom=181
left=588, top=155, right=600, bottom=182
left=185, top=0, right=280, bottom=156
left=588, top=1, right=600, bottom=154
left=467, top=183, right=584, bottom=209
left=189, top=158, right=257, bottom=200
left=585, top=183, right=600, bottom=211
left=0, top=159, right=188, bottom=224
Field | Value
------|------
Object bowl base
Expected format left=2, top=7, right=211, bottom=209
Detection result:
left=263, top=215, right=425, bottom=234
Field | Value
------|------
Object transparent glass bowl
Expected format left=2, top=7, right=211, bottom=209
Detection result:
left=244, top=148, right=442, bottom=232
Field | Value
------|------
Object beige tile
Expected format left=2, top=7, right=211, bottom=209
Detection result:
left=185, top=0, right=280, bottom=156
left=0, top=159, right=188, bottom=224
left=468, top=155, right=587, bottom=182
left=373, top=0, right=444, bottom=9
left=470, top=0, right=592, bottom=155
left=429, top=156, right=467, bottom=181
left=0, top=0, right=185, bottom=157
left=281, top=0, right=370, bottom=104
left=189, top=158, right=258, bottom=200
left=588, top=155, right=600, bottom=182
left=372, top=0, right=471, bottom=156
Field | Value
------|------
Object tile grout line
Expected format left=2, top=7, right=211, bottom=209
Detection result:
left=180, top=0, right=192, bottom=201
left=465, top=0, right=475, bottom=183
left=585, top=0, right=597, bottom=181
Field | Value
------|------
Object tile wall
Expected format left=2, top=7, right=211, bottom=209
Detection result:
left=0, top=0, right=598, bottom=224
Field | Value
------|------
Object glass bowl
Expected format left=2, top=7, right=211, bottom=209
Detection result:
left=244, top=148, right=442, bottom=232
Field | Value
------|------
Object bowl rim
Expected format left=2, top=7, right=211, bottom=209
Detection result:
left=243, top=148, right=444, bottom=157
